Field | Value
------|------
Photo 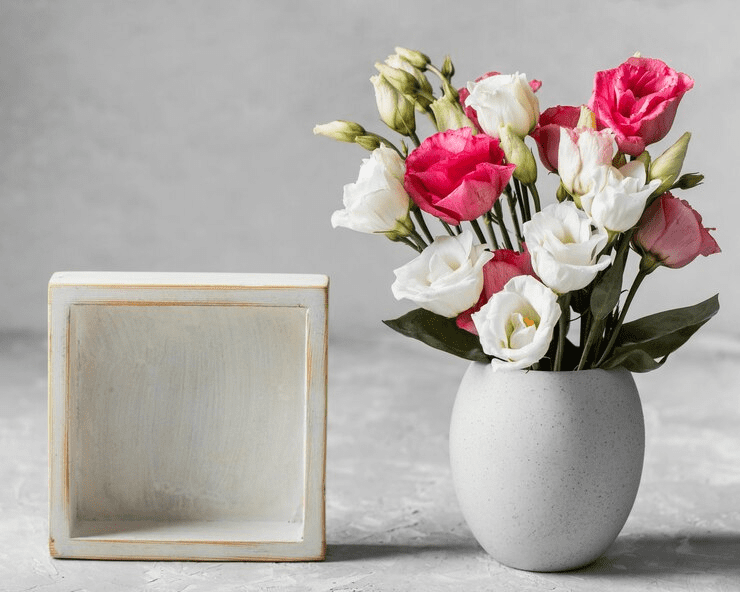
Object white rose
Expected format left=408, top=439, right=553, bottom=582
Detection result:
left=391, top=231, right=493, bottom=317
left=579, top=161, right=662, bottom=233
left=331, top=145, right=412, bottom=237
left=464, top=73, right=539, bottom=138
left=472, top=275, right=560, bottom=371
left=558, top=127, right=617, bottom=196
left=523, top=202, right=611, bottom=294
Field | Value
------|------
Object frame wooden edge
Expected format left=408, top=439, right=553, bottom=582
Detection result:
left=47, top=273, right=330, bottom=561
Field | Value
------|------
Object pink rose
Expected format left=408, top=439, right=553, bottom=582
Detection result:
left=633, top=192, right=720, bottom=269
left=404, top=128, right=516, bottom=225
left=529, top=105, right=581, bottom=173
left=456, top=248, right=535, bottom=334
left=458, top=71, right=542, bottom=133
left=588, top=57, right=694, bottom=157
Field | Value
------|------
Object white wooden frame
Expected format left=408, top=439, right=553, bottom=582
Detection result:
left=48, top=272, right=328, bottom=561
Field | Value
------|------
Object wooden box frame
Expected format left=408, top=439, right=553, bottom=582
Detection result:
left=48, top=272, right=328, bottom=561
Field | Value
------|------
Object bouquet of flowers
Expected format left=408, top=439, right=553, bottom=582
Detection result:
left=315, top=48, right=720, bottom=372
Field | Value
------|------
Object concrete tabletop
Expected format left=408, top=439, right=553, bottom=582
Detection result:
left=2, top=330, right=739, bottom=591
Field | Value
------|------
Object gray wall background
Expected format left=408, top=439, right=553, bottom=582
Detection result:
left=1, top=0, right=737, bottom=339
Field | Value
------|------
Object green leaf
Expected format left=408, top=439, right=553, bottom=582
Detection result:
left=601, top=294, right=719, bottom=370
left=615, top=294, right=719, bottom=353
left=590, top=241, right=629, bottom=320
left=570, top=288, right=591, bottom=315
left=600, top=348, right=668, bottom=373
left=383, top=308, right=492, bottom=363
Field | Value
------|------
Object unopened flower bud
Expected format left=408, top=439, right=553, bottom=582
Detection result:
left=635, top=150, right=651, bottom=170
left=611, top=151, right=627, bottom=169
left=384, top=54, right=434, bottom=111
left=672, top=172, right=704, bottom=190
left=374, top=62, right=420, bottom=96
left=394, top=47, right=430, bottom=70
left=556, top=181, right=570, bottom=202
left=441, top=55, right=455, bottom=79
left=430, top=95, right=476, bottom=132
left=313, top=120, right=366, bottom=143
left=354, top=134, right=382, bottom=151
left=385, top=217, right=415, bottom=241
left=371, top=73, right=417, bottom=136
left=648, top=131, right=691, bottom=196
left=499, top=125, right=537, bottom=184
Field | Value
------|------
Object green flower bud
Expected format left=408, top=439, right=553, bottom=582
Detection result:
left=394, top=47, right=430, bottom=70
left=611, top=151, right=627, bottom=169
left=499, top=125, right=537, bottom=184
left=429, top=95, right=476, bottom=132
left=672, top=172, right=704, bottom=190
left=635, top=150, right=651, bottom=170
left=370, top=73, right=416, bottom=136
left=384, top=215, right=415, bottom=241
left=648, top=131, right=691, bottom=196
left=441, top=55, right=455, bottom=79
left=313, top=120, right=366, bottom=143
left=384, top=54, right=434, bottom=111
left=354, top=134, right=382, bottom=151
left=374, top=62, right=420, bottom=96
left=556, top=181, right=570, bottom=203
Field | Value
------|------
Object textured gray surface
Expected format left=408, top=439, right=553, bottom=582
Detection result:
left=0, top=1, right=737, bottom=339
left=2, top=330, right=740, bottom=591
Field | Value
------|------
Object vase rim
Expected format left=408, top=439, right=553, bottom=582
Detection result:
left=468, top=362, right=631, bottom=375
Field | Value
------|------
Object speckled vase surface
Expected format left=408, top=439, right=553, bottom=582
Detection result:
left=449, top=363, right=644, bottom=572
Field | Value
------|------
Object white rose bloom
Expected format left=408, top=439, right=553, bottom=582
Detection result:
left=391, top=230, right=493, bottom=317
left=464, top=73, right=539, bottom=138
left=472, top=275, right=560, bottom=371
left=579, top=160, right=662, bottom=233
left=331, top=145, right=412, bottom=237
left=523, top=202, right=611, bottom=294
left=558, top=127, right=617, bottom=196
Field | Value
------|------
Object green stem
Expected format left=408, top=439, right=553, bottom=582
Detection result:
left=505, top=185, right=524, bottom=250
left=470, top=219, right=487, bottom=245
left=412, top=207, right=434, bottom=244
left=484, top=213, right=500, bottom=250
left=441, top=221, right=456, bottom=236
left=427, top=64, right=457, bottom=97
left=580, top=308, right=591, bottom=354
left=514, top=179, right=531, bottom=222
left=554, top=293, right=571, bottom=371
left=409, top=130, right=422, bottom=148
left=492, top=201, right=514, bottom=251
left=527, top=183, right=542, bottom=212
left=426, top=64, right=446, bottom=81
left=577, top=317, right=603, bottom=371
left=595, top=268, right=650, bottom=367
left=408, top=228, right=428, bottom=250
left=396, top=235, right=423, bottom=253
left=370, top=133, right=405, bottom=159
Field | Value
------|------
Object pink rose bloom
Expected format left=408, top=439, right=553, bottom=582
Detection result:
left=529, top=105, right=581, bottom=173
left=588, top=57, right=694, bottom=157
left=456, top=248, right=535, bottom=334
left=458, top=71, right=542, bottom=132
left=633, top=192, right=720, bottom=269
left=404, top=128, right=516, bottom=225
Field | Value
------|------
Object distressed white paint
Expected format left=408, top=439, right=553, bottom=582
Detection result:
left=48, top=272, right=328, bottom=560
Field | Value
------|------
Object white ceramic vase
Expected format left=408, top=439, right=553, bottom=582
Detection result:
left=449, top=362, right=644, bottom=572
